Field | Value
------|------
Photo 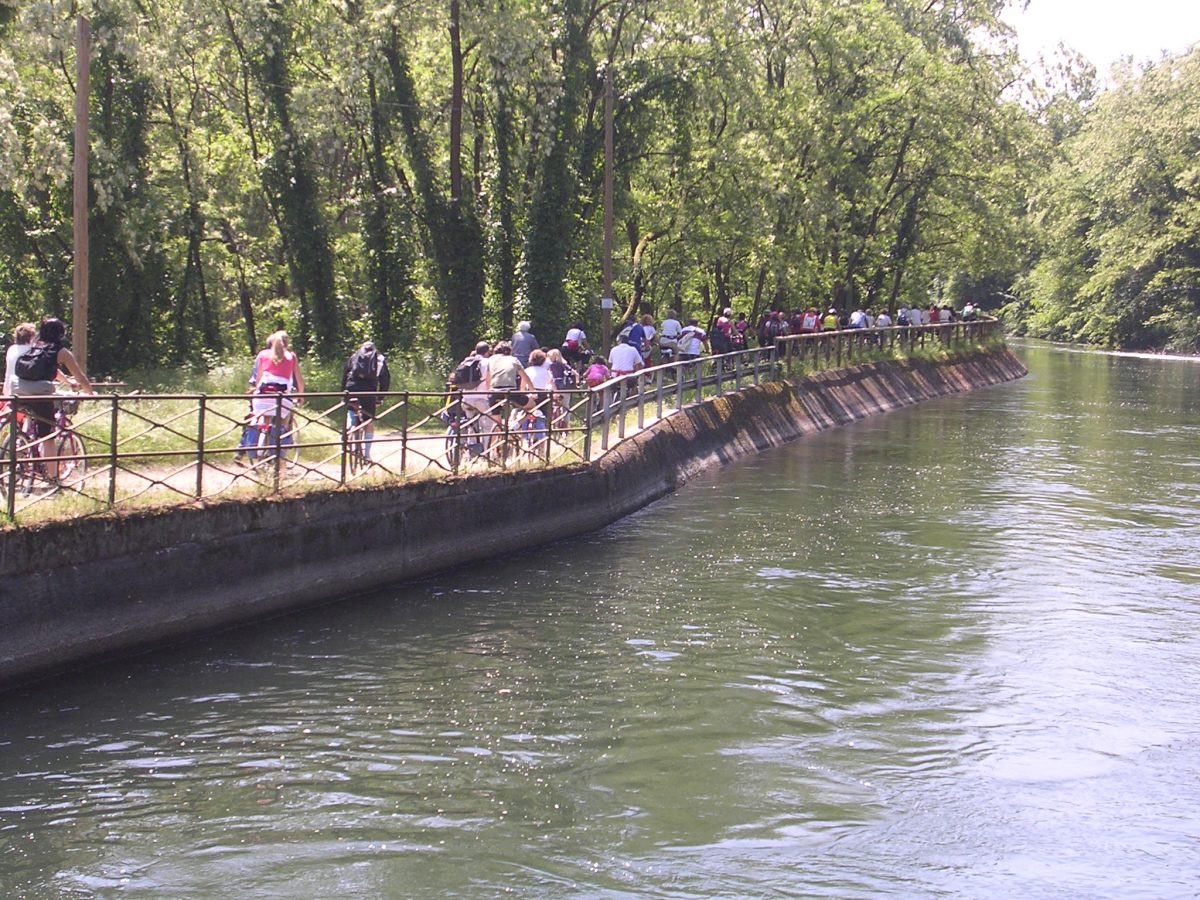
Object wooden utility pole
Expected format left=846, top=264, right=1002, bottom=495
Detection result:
left=601, top=66, right=614, bottom=355
left=73, top=16, right=90, bottom=369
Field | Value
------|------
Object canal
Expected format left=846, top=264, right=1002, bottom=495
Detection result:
left=2, top=341, right=1198, bottom=897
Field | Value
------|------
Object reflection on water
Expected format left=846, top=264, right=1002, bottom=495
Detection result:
left=2, top=342, right=1200, bottom=898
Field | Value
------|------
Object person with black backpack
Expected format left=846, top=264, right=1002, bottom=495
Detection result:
left=342, top=341, right=391, bottom=460
left=13, top=317, right=93, bottom=451
left=446, top=341, right=496, bottom=448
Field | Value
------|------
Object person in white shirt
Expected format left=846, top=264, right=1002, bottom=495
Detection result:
left=638, top=314, right=657, bottom=365
left=4, top=322, right=36, bottom=396
left=873, top=309, right=892, bottom=347
left=561, top=322, right=589, bottom=368
left=677, top=319, right=708, bottom=360
left=659, top=310, right=683, bottom=362
left=608, top=338, right=644, bottom=376
left=523, top=348, right=556, bottom=435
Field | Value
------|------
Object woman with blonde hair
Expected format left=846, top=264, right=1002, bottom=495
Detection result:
left=249, top=330, right=305, bottom=458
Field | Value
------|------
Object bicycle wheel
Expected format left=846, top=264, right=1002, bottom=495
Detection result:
left=0, top=430, right=36, bottom=501
left=445, top=425, right=462, bottom=470
left=347, top=411, right=363, bottom=475
left=54, top=431, right=87, bottom=483
left=256, top=418, right=283, bottom=465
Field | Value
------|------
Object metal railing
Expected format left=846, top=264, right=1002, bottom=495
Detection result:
left=0, top=318, right=1000, bottom=524
left=774, top=317, right=999, bottom=378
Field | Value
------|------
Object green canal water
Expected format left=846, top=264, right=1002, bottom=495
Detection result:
left=2, top=342, right=1199, bottom=897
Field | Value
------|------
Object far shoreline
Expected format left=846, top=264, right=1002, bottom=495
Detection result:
left=1010, top=336, right=1200, bottom=364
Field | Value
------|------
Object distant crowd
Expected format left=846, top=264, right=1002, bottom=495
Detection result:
left=4, top=300, right=985, bottom=464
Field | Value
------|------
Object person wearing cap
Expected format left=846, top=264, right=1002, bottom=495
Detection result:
left=511, top=320, right=539, bottom=367
left=822, top=307, right=839, bottom=330
left=342, top=339, right=391, bottom=460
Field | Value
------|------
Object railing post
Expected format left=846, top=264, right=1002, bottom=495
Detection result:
left=108, top=395, right=118, bottom=509
left=600, top=386, right=611, bottom=451
left=500, top=396, right=512, bottom=464
left=195, top=394, right=206, bottom=500
left=400, top=392, right=409, bottom=475
left=753, top=350, right=760, bottom=386
left=675, top=360, right=684, bottom=410
left=544, top=394, right=553, bottom=464
left=617, top=380, right=627, bottom=440
left=454, top=394, right=465, bottom=473
left=637, top=375, right=645, bottom=431
left=272, top=392, right=283, bottom=493
left=582, top=390, right=593, bottom=461
left=340, top=392, right=350, bottom=484
left=694, top=355, right=703, bottom=401
left=735, top=351, right=743, bottom=389
left=6, top=398, right=18, bottom=520
left=715, top=354, right=724, bottom=397
left=655, top=367, right=664, bottom=420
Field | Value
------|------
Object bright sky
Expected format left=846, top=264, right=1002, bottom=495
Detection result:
left=1005, top=0, right=1200, bottom=72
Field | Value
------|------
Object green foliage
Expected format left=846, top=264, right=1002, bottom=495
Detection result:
left=0, top=0, right=1034, bottom=376
left=1019, top=47, right=1200, bottom=351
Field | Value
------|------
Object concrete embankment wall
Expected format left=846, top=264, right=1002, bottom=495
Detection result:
left=0, top=348, right=1026, bottom=688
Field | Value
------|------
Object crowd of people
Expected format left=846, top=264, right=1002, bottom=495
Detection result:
left=3, top=299, right=985, bottom=468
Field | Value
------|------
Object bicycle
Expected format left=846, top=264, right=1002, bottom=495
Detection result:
left=345, top=403, right=370, bottom=475
left=441, top=392, right=487, bottom=470
left=0, top=403, right=36, bottom=503
left=252, top=409, right=300, bottom=470
left=0, top=395, right=87, bottom=503
left=508, top=405, right=547, bottom=458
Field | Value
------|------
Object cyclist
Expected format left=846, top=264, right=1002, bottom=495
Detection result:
left=520, top=348, right=555, bottom=445
left=251, top=331, right=304, bottom=455
left=638, top=314, right=657, bottom=366
left=658, top=309, right=683, bottom=363
left=12, top=317, right=94, bottom=468
left=4, top=322, right=36, bottom=397
left=342, top=340, right=391, bottom=461
left=446, top=340, right=495, bottom=452
left=484, top=340, right=537, bottom=427
left=546, top=348, right=577, bottom=389
left=677, top=318, right=709, bottom=361
left=561, top=322, right=590, bottom=371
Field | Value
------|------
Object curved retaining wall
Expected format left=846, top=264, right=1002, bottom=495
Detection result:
left=0, top=348, right=1026, bottom=688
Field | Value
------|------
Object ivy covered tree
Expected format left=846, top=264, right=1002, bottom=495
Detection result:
left=0, top=0, right=1047, bottom=372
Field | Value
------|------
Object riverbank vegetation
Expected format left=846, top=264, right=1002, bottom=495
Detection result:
left=1, top=2, right=1195, bottom=367
left=1010, top=47, right=1200, bottom=352
left=1, top=0, right=1027, bottom=374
